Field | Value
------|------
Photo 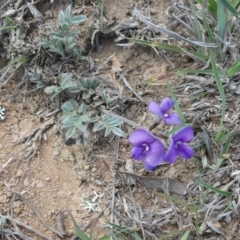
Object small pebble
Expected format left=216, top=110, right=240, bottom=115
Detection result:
left=16, top=169, right=23, bottom=177
left=140, top=53, right=150, bottom=61
left=84, top=165, right=90, bottom=171
left=45, top=176, right=51, bottom=181
left=23, top=178, right=29, bottom=186
left=36, top=181, right=44, bottom=188
left=92, top=167, right=97, bottom=172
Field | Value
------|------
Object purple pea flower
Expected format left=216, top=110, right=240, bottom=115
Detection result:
left=148, top=98, right=181, bottom=125
left=128, top=129, right=166, bottom=171
left=165, top=126, right=194, bottom=164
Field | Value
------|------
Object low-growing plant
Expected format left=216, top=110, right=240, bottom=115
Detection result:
left=43, top=73, right=124, bottom=141
left=38, top=5, right=87, bottom=60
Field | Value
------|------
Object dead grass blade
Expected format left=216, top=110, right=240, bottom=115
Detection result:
left=133, top=7, right=217, bottom=48
left=4, top=181, right=64, bottom=238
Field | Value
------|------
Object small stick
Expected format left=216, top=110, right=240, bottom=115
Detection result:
left=117, top=72, right=143, bottom=102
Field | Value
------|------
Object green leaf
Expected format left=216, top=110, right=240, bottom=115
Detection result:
left=210, top=53, right=226, bottom=142
left=99, top=236, right=111, bottom=240
left=50, top=32, right=65, bottom=38
left=214, top=158, right=225, bottom=172
left=227, top=58, right=240, bottom=77
left=190, top=0, right=203, bottom=42
left=131, top=38, right=208, bottom=62
left=217, top=0, right=227, bottom=39
left=111, top=126, right=124, bottom=137
left=70, top=213, right=91, bottom=240
left=203, top=13, right=215, bottom=44
left=61, top=99, right=78, bottom=113
left=65, top=5, right=72, bottom=19
left=70, top=15, right=87, bottom=24
left=158, top=229, right=180, bottom=240
left=74, top=120, right=85, bottom=132
left=180, top=230, right=191, bottom=240
left=196, top=179, right=232, bottom=197
left=177, top=69, right=217, bottom=76
left=219, top=0, right=239, bottom=15
left=66, top=126, right=77, bottom=139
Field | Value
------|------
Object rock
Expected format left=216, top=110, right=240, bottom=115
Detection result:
left=13, top=200, right=22, bottom=208
left=53, top=148, right=60, bottom=156
left=31, top=179, right=36, bottom=187
left=14, top=206, right=24, bottom=216
left=84, top=165, right=90, bottom=171
left=45, top=176, right=51, bottom=181
left=23, top=178, right=29, bottom=186
left=57, top=191, right=65, bottom=198
left=134, top=51, right=139, bottom=57
left=141, top=53, right=150, bottom=61
left=6, top=192, right=12, bottom=198
left=92, top=167, right=97, bottom=172
left=16, top=169, right=23, bottom=177
left=36, top=181, right=44, bottom=188
left=0, top=195, right=8, bottom=204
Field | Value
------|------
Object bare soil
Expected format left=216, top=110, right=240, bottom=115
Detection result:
left=1, top=0, right=237, bottom=240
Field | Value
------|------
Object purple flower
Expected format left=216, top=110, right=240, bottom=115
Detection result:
left=148, top=98, right=181, bottom=125
left=165, top=126, right=194, bottom=164
left=128, top=129, right=166, bottom=171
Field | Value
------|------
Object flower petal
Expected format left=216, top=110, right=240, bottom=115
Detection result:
left=144, top=139, right=166, bottom=167
left=148, top=101, right=163, bottom=118
left=131, top=145, right=145, bottom=160
left=173, top=126, right=194, bottom=143
left=128, top=129, right=156, bottom=145
left=163, top=113, right=181, bottom=125
left=143, top=161, right=157, bottom=171
left=165, top=140, right=178, bottom=164
left=159, top=98, right=175, bottom=113
left=176, top=143, right=194, bottom=159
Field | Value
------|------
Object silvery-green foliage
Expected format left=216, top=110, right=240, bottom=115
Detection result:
left=101, top=91, right=119, bottom=106
left=61, top=100, right=90, bottom=139
left=60, top=95, right=124, bottom=140
left=38, top=38, right=65, bottom=57
left=0, top=216, right=6, bottom=230
left=38, top=5, right=87, bottom=59
left=29, top=72, right=45, bottom=89
left=93, top=114, right=124, bottom=137
left=75, top=78, right=101, bottom=99
left=44, top=73, right=76, bottom=98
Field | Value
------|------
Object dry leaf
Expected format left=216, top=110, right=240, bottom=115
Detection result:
left=111, top=55, right=122, bottom=73
left=117, top=171, right=186, bottom=195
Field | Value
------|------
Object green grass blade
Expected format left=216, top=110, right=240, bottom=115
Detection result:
left=217, top=0, right=227, bottom=39
left=99, top=237, right=111, bottom=240
left=196, top=179, right=232, bottom=197
left=158, top=229, right=180, bottom=240
left=226, top=58, right=240, bottom=77
left=214, top=158, right=225, bottom=172
left=70, top=213, right=90, bottom=240
left=180, top=230, right=191, bottom=240
left=167, top=80, right=186, bottom=124
left=190, top=0, right=203, bottom=42
left=131, top=38, right=207, bottom=62
left=166, top=124, right=190, bottom=136
left=231, top=0, right=240, bottom=8
left=190, top=196, right=202, bottom=234
left=158, top=193, right=194, bottom=211
left=202, top=14, right=215, bottom=44
left=177, top=69, right=216, bottom=76
left=219, top=0, right=239, bottom=15
left=210, top=53, right=226, bottom=142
